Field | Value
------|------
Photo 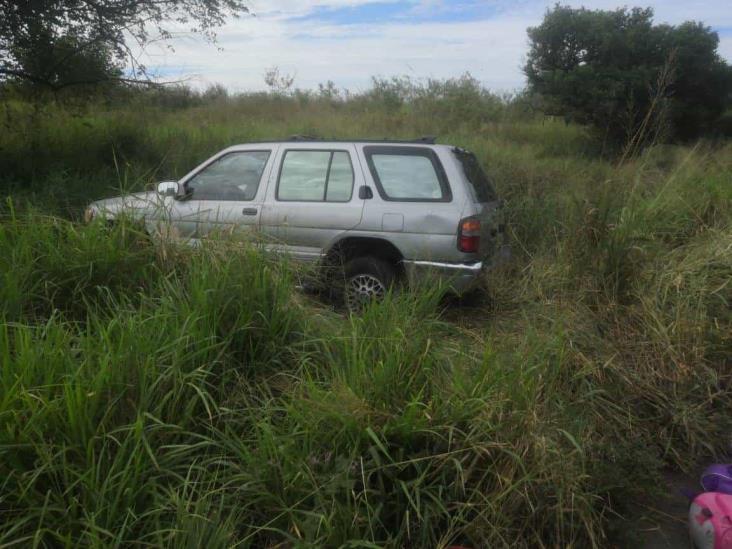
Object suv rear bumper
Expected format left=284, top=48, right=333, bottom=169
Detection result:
left=402, top=245, right=511, bottom=294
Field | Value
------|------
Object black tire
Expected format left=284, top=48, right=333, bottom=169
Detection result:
left=340, top=256, right=396, bottom=310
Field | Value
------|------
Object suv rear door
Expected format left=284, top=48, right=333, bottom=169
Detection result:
left=260, top=144, right=366, bottom=262
left=451, top=147, right=506, bottom=259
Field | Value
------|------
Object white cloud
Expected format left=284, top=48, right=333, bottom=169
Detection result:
left=247, top=0, right=413, bottom=19
left=142, top=0, right=732, bottom=92
left=718, top=36, right=732, bottom=61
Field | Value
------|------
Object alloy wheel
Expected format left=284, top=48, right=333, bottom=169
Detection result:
left=346, top=273, right=386, bottom=309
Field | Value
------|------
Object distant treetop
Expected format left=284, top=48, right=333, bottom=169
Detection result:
left=0, top=0, right=249, bottom=92
left=525, top=4, right=732, bottom=147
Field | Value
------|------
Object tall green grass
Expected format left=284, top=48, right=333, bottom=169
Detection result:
left=0, top=216, right=614, bottom=546
left=0, top=89, right=730, bottom=546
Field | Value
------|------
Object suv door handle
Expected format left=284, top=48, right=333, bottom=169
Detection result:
left=358, top=186, right=373, bottom=199
left=242, top=207, right=258, bottom=216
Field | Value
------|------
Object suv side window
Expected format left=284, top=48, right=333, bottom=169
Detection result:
left=277, top=150, right=354, bottom=202
left=186, top=151, right=270, bottom=201
left=364, top=146, right=451, bottom=202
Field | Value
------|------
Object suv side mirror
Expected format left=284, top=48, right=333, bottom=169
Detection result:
left=157, top=181, right=179, bottom=197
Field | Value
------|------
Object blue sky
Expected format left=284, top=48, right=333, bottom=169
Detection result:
left=142, top=0, right=732, bottom=92
left=290, top=1, right=504, bottom=25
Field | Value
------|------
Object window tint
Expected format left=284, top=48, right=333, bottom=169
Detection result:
left=365, top=147, right=450, bottom=201
left=278, top=150, right=354, bottom=202
left=187, top=151, right=270, bottom=201
left=453, top=149, right=498, bottom=203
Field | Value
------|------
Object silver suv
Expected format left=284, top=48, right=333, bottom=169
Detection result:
left=86, top=137, right=508, bottom=305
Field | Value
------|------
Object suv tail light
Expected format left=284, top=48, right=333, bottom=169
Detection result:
left=458, top=217, right=481, bottom=253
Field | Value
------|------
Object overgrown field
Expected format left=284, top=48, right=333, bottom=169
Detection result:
left=0, top=92, right=730, bottom=547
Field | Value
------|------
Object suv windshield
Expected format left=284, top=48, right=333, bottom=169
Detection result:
left=453, top=148, right=498, bottom=203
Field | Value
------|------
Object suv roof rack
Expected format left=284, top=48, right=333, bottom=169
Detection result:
left=288, top=134, right=322, bottom=141
left=283, top=135, right=437, bottom=144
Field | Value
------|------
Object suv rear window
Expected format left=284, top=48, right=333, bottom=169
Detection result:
left=453, top=148, right=498, bottom=203
left=364, top=146, right=451, bottom=202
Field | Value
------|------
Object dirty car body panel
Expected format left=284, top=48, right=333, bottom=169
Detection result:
left=86, top=138, right=509, bottom=294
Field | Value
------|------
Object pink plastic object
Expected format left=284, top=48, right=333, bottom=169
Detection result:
left=690, top=493, right=732, bottom=549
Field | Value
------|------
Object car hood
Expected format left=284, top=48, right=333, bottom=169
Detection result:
left=89, top=191, right=166, bottom=218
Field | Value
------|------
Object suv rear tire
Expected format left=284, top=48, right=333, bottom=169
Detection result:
left=342, top=256, right=396, bottom=310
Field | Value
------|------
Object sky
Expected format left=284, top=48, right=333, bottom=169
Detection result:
left=141, top=0, right=732, bottom=93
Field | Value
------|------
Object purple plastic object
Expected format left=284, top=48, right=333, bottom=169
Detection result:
left=702, top=465, right=732, bottom=495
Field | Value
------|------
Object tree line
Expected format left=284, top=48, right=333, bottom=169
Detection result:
left=1, top=2, right=731, bottom=148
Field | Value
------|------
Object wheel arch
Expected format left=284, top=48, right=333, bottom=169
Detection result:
left=323, top=235, right=406, bottom=278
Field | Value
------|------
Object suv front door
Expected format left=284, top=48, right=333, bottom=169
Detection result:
left=179, top=148, right=276, bottom=240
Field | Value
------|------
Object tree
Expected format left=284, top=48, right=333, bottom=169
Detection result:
left=524, top=4, right=732, bottom=145
left=264, top=66, right=295, bottom=95
left=0, top=0, right=248, bottom=91
left=9, top=30, right=123, bottom=95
